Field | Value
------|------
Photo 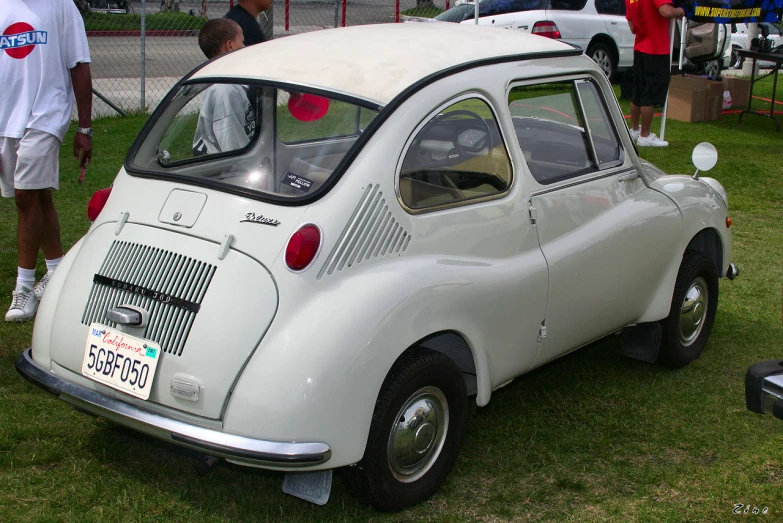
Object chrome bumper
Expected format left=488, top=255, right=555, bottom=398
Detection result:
left=745, top=360, right=783, bottom=421
left=16, top=348, right=331, bottom=467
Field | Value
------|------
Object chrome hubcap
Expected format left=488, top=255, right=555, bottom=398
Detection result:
left=387, top=386, right=448, bottom=483
left=592, top=50, right=612, bottom=77
left=679, top=276, right=708, bottom=346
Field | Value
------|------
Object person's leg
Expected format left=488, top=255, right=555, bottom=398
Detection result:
left=39, top=190, right=63, bottom=261
left=640, top=105, right=656, bottom=136
left=630, top=51, right=644, bottom=134
left=6, top=130, right=61, bottom=320
left=15, top=189, right=44, bottom=271
left=630, top=103, right=641, bottom=132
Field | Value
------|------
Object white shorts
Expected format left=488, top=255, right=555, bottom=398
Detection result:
left=0, top=129, right=61, bottom=198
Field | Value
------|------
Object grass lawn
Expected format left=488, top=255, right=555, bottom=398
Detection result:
left=1, top=75, right=782, bottom=521
left=83, top=12, right=206, bottom=32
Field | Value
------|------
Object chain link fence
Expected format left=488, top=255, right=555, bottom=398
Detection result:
left=79, top=0, right=452, bottom=117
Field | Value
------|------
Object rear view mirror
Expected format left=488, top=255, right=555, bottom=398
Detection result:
left=692, top=142, right=718, bottom=179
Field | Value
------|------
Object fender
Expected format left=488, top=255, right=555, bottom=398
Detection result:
left=31, top=236, right=85, bottom=365
left=223, top=252, right=546, bottom=469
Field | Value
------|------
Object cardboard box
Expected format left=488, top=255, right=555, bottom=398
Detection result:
left=667, top=74, right=708, bottom=122
left=721, top=77, right=751, bottom=108
left=666, top=74, right=724, bottom=122
left=704, top=81, right=724, bottom=121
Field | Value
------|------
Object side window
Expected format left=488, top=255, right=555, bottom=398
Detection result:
left=595, top=0, right=624, bottom=15
left=508, top=79, right=622, bottom=185
left=400, top=98, right=512, bottom=211
left=548, top=0, right=588, bottom=10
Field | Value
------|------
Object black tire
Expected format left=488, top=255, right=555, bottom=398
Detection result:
left=343, top=349, right=468, bottom=511
left=587, top=42, right=616, bottom=81
left=657, top=251, right=719, bottom=369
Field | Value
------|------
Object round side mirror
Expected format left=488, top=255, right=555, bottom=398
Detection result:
left=692, top=142, right=718, bottom=172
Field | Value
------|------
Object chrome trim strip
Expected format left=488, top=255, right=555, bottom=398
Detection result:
left=762, top=374, right=783, bottom=401
left=16, top=349, right=331, bottom=467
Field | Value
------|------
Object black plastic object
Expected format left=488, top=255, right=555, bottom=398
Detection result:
left=745, top=360, right=783, bottom=413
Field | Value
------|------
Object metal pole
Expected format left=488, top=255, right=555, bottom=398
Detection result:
left=475, top=0, right=479, bottom=24
left=141, top=0, right=146, bottom=112
left=661, top=19, right=678, bottom=141
left=334, top=0, right=339, bottom=28
left=93, top=88, right=128, bottom=117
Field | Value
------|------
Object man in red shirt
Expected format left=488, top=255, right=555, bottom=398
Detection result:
left=626, top=0, right=685, bottom=147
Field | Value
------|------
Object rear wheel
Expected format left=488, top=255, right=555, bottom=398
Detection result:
left=343, top=349, right=468, bottom=511
left=587, top=42, right=617, bottom=81
left=657, top=251, right=719, bottom=368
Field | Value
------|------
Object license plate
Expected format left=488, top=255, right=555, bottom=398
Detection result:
left=82, top=323, right=161, bottom=400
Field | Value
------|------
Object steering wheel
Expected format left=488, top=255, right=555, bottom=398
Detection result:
left=407, top=110, right=493, bottom=170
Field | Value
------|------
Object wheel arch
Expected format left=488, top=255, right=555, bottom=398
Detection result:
left=685, top=227, right=723, bottom=275
left=587, top=34, right=619, bottom=62
left=413, top=331, right=480, bottom=398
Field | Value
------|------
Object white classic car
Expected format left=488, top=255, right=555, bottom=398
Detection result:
left=17, top=22, right=738, bottom=511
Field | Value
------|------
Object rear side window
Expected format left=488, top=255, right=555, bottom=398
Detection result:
left=595, top=0, right=624, bottom=15
left=508, top=79, right=621, bottom=185
left=548, top=0, right=588, bottom=10
left=435, top=0, right=546, bottom=22
left=399, top=98, right=512, bottom=211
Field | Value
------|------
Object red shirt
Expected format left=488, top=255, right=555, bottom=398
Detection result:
left=625, top=0, right=674, bottom=55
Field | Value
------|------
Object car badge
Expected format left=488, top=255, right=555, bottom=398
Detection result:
left=241, top=212, right=280, bottom=227
left=173, top=212, right=182, bottom=222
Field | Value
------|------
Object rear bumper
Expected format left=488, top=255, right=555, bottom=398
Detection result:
left=745, top=359, right=783, bottom=421
left=16, top=348, right=332, bottom=468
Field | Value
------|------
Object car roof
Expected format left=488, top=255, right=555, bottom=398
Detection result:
left=191, top=23, right=576, bottom=106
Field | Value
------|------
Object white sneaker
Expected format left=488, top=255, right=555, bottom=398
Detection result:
left=636, top=133, right=669, bottom=147
left=5, top=285, right=38, bottom=322
left=34, top=271, right=53, bottom=300
left=630, top=128, right=641, bottom=141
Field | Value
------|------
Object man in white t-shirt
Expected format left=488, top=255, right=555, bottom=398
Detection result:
left=193, top=18, right=255, bottom=156
left=0, top=0, right=93, bottom=322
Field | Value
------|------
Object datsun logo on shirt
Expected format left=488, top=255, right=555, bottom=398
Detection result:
left=1, top=22, right=47, bottom=59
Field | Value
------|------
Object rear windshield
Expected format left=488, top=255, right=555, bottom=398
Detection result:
left=435, top=0, right=547, bottom=22
left=127, top=81, right=379, bottom=201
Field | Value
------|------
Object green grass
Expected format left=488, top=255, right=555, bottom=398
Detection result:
left=83, top=12, right=206, bottom=32
left=2, top=75, right=783, bottom=521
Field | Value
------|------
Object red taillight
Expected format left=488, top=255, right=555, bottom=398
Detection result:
left=285, top=224, right=321, bottom=271
left=87, top=186, right=112, bottom=221
left=531, top=21, right=561, bottom=39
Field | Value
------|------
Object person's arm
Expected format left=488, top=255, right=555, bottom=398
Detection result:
left=658, top=3, right=685, bottom=19
left=628, top=20, right=635, bottom=34
left=70, top=62, right=93, bottom=169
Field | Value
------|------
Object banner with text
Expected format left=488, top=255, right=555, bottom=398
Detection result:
left=680, top=0, right=783, bottom=23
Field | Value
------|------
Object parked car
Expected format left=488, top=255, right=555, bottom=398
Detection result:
left=416, top=1, right=730, bottom=79
left=16, top=22, right=738, bottom=511
left=746, top=360, right=783, bottom=421
left=730, top=22, right=783, bottom=69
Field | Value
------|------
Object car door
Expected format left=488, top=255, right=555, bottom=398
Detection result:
left=546, top=0, right=606, bottom=53
left=507, top=76, right=682, bottom=366
left=398, top=94, right=549, bottom=382
left=595, top=0, right=634, bottom=70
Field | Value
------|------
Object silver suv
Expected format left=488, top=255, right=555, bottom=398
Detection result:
left=424, top=0, right=729, bottom=80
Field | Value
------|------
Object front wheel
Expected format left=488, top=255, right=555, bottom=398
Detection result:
left=587, top=42, right=617, bottom=81
left=657, top=251, right=719, bottom=368
left=343, top=349, right=468, bottom=511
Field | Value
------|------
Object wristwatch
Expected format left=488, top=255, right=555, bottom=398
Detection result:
left=77, top=127, right=94, bottom=138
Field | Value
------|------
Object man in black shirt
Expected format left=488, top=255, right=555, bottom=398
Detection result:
left=224, top=0, right=272, bottom=46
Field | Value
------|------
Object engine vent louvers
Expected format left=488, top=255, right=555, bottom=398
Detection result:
left=317, top=184, right=410, bottom=280
left=81, top=240, right=216, bottom=357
